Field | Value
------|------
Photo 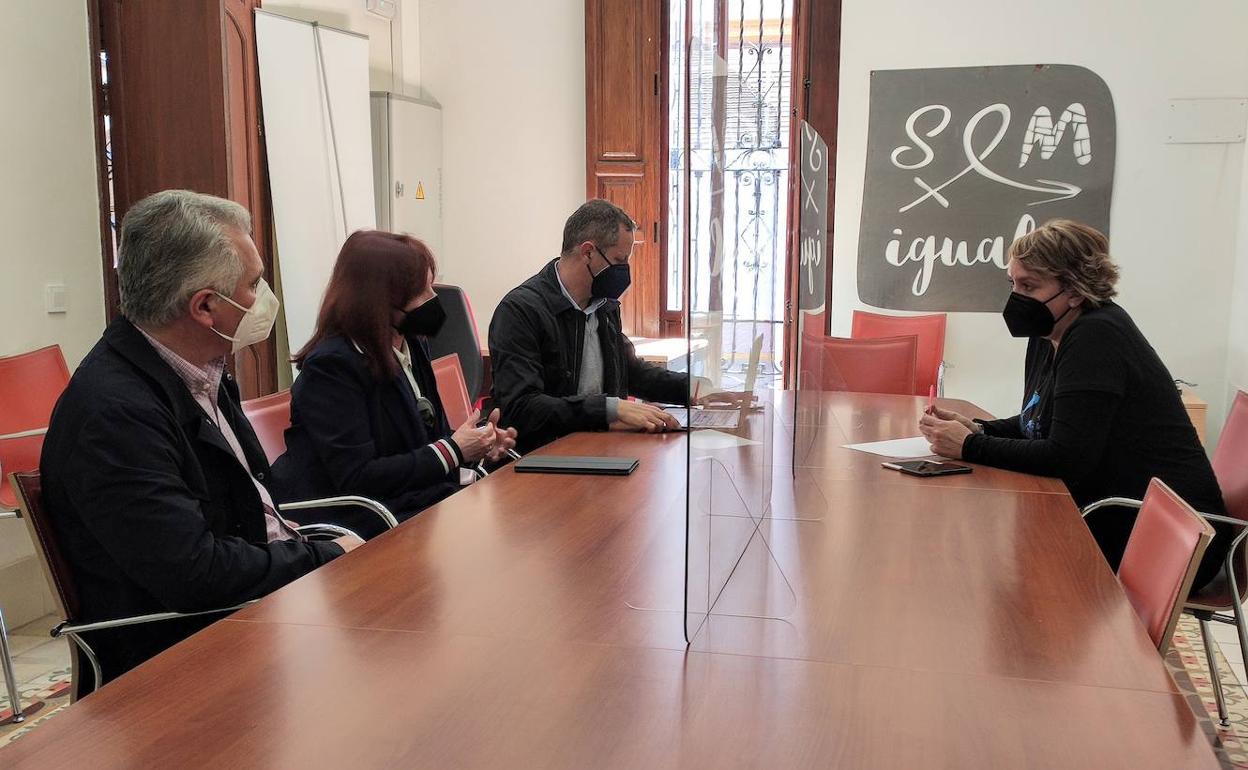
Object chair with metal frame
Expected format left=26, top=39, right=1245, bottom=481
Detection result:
left=431, top=353, right=473, bottom=430
left=241, top=390, right=400, bottom=534
left=0, top=345, right=70, bottom=722
left=0, top=431, right=47, bottom=722
left=851, top=310, right=947, bottom=397
left=0, top=345, right=70, bottom=437
left=804, top=334, right=920, bottom=396
left=242, top=389, right=296, bottom=465
left=0, top=511, right=23, bottom=723
left=1081, top=390, right=1248, bottom=725
left=428, top=284, right=486, bottom=406
left=10, top=470, right=367, bottom=700
left=1106, top=479, right=1214, bottom=655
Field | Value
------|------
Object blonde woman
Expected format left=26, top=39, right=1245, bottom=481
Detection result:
left=919, top=219, right=1228, bottom=589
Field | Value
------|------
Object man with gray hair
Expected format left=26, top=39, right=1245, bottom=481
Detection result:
left=40, top=189, right=360, bottom=689
left=489, top=198, right=686, bottom=453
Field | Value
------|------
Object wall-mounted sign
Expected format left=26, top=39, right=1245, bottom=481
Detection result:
left=857, top=65, right=1116, bottom=311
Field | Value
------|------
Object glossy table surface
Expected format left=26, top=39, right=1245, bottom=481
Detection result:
left=1, top=392, right=1218, bottom=769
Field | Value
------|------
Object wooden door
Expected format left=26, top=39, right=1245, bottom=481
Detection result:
left=585, top=0, right=665, bottom=338
left=95, top=0, right=277, bottom=397
left=222, top=0, right=278, bottom=397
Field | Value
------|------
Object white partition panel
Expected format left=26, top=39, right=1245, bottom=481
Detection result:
left=255, top=10, right=376, bottom=361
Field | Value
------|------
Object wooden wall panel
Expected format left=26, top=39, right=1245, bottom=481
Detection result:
left=591, top=4, right=645, bottom=161
left=596, top=176, right=657, bottom=336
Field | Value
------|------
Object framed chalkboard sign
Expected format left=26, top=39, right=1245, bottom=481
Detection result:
left=857, top=65, right=1116, bottom=312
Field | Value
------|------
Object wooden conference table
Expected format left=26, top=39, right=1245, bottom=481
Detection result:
left=1, top=393, right=1218, bottom=768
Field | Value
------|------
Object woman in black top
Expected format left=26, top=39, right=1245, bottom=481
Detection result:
left=919, top=220, right=1229, bottom=590
left=271, top=231, right=516, bottom=537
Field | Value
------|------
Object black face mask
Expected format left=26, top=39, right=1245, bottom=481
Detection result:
left=588, top=246, right=632, bottom=301
left=396, top=295, right=447, bottom=338
left=1002, top=289, right=1072, bottom=338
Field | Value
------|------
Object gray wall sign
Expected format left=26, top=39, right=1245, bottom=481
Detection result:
left=857, top=64, right=1116, bottom=312
left=799, top=120, right=829, bottom=314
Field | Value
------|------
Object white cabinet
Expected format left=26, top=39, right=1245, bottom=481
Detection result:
left=371, top=92, right=443, bottom=258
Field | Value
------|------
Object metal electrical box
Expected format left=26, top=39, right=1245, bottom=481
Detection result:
left=370, top=91, right=443, bottom=257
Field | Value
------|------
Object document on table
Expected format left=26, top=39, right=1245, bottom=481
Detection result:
left=842, top=436, right=937, bottom=459
left=691, top=429, right=762, bottom=451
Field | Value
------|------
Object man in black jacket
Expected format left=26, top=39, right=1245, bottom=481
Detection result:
left=489, top=199, right=687, bottom=453
left=40, top=190, right=360, bottom=689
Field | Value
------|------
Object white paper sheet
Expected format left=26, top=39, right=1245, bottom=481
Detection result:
left=691, top=430, right=762, bottom=451
left=842, top=436, right=937, bottom=459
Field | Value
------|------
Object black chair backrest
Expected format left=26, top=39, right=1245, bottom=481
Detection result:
left=429, top=284, right=484, bottom=400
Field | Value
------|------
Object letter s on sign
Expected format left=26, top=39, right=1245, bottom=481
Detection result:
left=890, top=105, right=951, bottom=171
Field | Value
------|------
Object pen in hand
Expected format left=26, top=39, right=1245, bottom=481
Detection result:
left=926, top=384, right=935, bottom=416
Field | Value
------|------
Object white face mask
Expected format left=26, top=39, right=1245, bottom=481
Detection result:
left=211, top=278, right=280, bottom=354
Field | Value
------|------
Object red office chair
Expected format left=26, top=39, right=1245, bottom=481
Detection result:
left=1183, top=389, right=1248, bottom=724
left=431, top=354, right=473, bottom=429
left=0, top=345, right=69, bottom=720
left=851, top=311, right=946, bottom=397
left=0, top=345, right=70, bottom=513
left=11, top=470, right=265, bottom=700
left=240, top=391, right=398, bottom=535
left=0, top=433, right=44, bottom=512
left=0, top=431, right=41, bottom=720
left=0, top=345, right=71, bottom=436
left=241, top=390, right=294, bottom=465
left=1116, top=479, right=1213, bottom=653
left=804, top=334, right=919, bottom=396
left=1083, top=389, right=1248, bottom=723
left=428, top=284, right=485, bottom=405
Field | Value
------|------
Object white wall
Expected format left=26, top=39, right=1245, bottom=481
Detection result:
left=419, top=0, right=586, bottom=332
left=833, top=0, right=1248, bottom=437
left=1227, top=144, right=1248, bottom=404
left=0, top=2, right=105, bottom=619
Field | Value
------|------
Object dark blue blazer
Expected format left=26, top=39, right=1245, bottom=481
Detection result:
left=271, top=333, right=460, bottom=537
left=40, top=318, right=343, bottom=687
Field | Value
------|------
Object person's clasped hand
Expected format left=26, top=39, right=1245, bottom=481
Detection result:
left=451, top=407, right=498, bottom=463
left=481, top=408, right=518, bottom=462
left=918, top=406, right=978, bottom=459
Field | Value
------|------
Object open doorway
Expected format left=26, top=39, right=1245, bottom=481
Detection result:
left=666, top=0, right=796, bottom=390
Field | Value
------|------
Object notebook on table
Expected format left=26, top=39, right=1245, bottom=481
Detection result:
left=513, top=455, right=640, bottom=476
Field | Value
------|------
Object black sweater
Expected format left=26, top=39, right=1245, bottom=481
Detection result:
left=962, top=302, right=1228, bottom=588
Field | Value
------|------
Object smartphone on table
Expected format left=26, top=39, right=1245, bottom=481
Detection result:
left=881, top=460, right=973, bottom=477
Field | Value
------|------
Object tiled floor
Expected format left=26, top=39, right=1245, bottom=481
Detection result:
left=3, top=613, right=70, bottom=706
left=1208, top=620, right=1248, bottom=698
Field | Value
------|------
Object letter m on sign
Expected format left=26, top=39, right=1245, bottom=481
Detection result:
left=1018, top=104, right=1091, bottom=167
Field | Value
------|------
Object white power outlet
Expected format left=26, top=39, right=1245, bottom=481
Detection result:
left=45, top=283, right=68, bottom=314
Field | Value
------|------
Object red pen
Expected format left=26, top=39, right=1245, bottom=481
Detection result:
left=926, top=384, right=935, bottom=415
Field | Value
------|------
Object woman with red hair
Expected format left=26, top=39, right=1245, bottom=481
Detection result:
left=272, top=231, right=516, bottom=536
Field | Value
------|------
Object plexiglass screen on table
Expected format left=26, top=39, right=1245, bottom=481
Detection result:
left=680, top=0, right=797, bottom=645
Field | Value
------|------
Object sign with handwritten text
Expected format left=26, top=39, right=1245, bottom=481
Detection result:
left=857, top=65, right=1116, bottom=311
left=799, top=121, right=829, bottom=313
